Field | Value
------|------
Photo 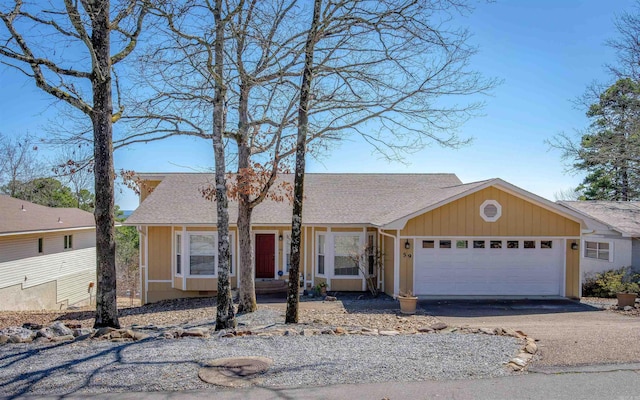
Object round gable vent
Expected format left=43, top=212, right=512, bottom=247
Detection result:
left=480, top=200, right=502, bottom=222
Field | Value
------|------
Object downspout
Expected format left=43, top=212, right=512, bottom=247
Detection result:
left=378, top=228, right=399, bottom=298
left=136, top=225, right=148, bottom=305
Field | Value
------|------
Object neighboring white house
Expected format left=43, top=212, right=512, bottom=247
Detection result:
left=558, top=201, right=640, bottom=277
left=0, top=195, right=96, bottom=310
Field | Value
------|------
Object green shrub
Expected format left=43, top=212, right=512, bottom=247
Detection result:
left=583, top=267, right=640, bottom=298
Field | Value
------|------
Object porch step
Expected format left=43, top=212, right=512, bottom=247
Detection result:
left=255, top=280, right=288, bottom=295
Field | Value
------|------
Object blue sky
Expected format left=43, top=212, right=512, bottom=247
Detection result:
left=0, top=0, right=636, bottom=210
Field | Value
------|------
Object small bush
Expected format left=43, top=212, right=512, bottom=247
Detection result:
left=583, top=267, right=640, bottom=298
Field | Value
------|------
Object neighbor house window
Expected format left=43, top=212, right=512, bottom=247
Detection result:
left=440, top=240, right=452, bottom=249
left=317, top=234, right=325, bottom=275
left=64, top=235, right=73, bottom=249
left=473, top=240, right=485, bottom=249
left=456, top=240, right=468, bottom=249
left=540, top=241, right=553, bottom=249
left=490, top=240, right=502, bottom=249
left=524, top=241, right=535, bottom=249
left=189, top=234, right=216, bottom=275
left=585, top=241, right=610, bottom=261
left=422, top=240, right=435, bottom=248
left=176, top=233, right=182, bottom=275
left=507, top=241, right=519, bottom=249
left=38, top=238, right=43, bottom=254
left=334, top=235, right=360, bottom=276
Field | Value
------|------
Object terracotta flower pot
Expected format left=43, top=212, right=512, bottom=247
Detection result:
left=617, top=292, right=637, bottom=308
left=398, top=296, right=418, bottom=314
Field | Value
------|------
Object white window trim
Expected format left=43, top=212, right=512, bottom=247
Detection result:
left=229, top=231, right=236, bottom=277
left=282, top=231, right=291, bottom=275
left=315, top=231, right=366, bottom=280
left=186, top=231, right=218, bottom=278
left=480, top=200, right=502, bottom=222
left=316, top=232, right=327, bottom=278
left=175, top=232, right=183, bottom=277
left=582, top=239, right=614, bottom=262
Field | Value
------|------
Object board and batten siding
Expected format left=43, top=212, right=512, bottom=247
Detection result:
left=402, top=187, right=580, bottom=237
left=0, top=229, right=96, bottom=310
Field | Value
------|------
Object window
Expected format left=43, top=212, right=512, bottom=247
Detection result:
left=317, top=234, right=325, bottom=275
left=334, top=235, right=359, bottom=276
left=585, top=241, right=610, bottom=261
left=189, top=234, right=216, bottom=275
left=283, top=232, right=291, bottom=274
left=540, top=241, right=553, bottom=249
left=480, top=200, right=502, bottom=222
left=507, top=241, right=519, bottom=249
left=490, top=240, right=502, bottom=249
left=64, top=235, right=73, bottom=249
left=473, top=240, right=485, bottom=249
left=456, top=240, right=468, bottom=249
left=38, top=238, right=43, bottom=254
left=176, top=234, right=182, bottom=275
left=524, top=241, right=535, bottom=249
left=439, top=240, right=452, bottom=249
left=422, top=240, right=435, bottom=248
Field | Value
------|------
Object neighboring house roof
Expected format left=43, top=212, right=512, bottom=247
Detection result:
left=126, top=173, right=584, bottom=229
left=0, top=195, right=95, bottom=235
left=558, top=201, right=640, bottom=237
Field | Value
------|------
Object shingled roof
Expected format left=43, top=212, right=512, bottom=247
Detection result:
left=0, top=195, right=95, bottom=235
left=559, top=201, right=640, bottom=237
left=125, top=173, right=484, bottom=227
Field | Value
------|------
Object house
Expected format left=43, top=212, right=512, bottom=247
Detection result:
left=126, top=173, right=590, bottom=304
left=0, top=195, right=96, bottom=310
left=557, top=201, right=640, bottom=277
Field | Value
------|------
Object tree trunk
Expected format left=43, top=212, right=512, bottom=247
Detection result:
left=286, top=0, right=322, bottom=324
left=92, top=0, right=119, bottom=329
left=213, top=0, right=236, bottom=330
left=235, top=80, right=258, bottom=313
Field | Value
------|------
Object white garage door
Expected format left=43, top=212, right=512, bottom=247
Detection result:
left=413, top=239, right=564, bottom=296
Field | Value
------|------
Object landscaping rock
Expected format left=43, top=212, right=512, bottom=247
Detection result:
left=430, top=322, right=448, bottom=331
left=1, top=327, right=35, bottom=343
left=379, top=330, right=400, bottom=336
left=479, top=328, right=495, bottom=335
left=0, top=335, right=9, bottom=344
left=73, top=328, right=94, bottom=338
left=51, top=334, right=75, bottom=342
left=50, top=322, right=74, bottom=337
left=624, top=305, right=634, bottom=311
left=417, top=327, right=434, bottom=333
left=36, top=327, right=55, bottom=340
left=94, top=327, right=117, bottom=338
left=182, top=328, right=208, bottom=338
left=325, top=296, right=337, bottom=302
left=525, top=342, right=538, bottom=354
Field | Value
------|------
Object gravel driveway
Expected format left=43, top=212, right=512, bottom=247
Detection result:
left=422, top=299, right=640, bottom=369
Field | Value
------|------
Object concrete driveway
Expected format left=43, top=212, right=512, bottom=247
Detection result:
left=420, top=299, right=640, bottom=370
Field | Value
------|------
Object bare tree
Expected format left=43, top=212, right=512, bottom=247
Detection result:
left=0, top=133, right=44, bottom=196
left=608, top=1, right=640, bottom=79
left=286, top=0, right=498, bottom=322
left=0, top=0, right=148, bottom=328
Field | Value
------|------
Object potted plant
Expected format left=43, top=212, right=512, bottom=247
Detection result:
left=315, top=282, right=328, bottom=296
left=615, top=268, right=640, bottom=308
left=617, top=282, right=639, bottom=308
left=398, top=291, right=418, bottom=314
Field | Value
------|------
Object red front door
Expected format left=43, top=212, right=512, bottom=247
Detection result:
left=255, top=234, right=275, bottom=278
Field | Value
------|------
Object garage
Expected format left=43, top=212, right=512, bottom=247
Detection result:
left=413, top=238, right=564, bottom=296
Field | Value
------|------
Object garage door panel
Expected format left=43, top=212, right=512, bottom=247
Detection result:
left=414, top=239, right=563, bottom=296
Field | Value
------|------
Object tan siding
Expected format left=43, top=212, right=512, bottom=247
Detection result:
left=329, top=279, right=361, bottom=291
left=402, top=187, right=580, bottom=237
left=186, top=278, right=217, bottom=291
left=383, top=234, right=395, bottom=296
left=146, top=282, right=214, bottom=303
left=566, top=240, right=580, bottom=299
left=57, top=269, right=96, bottom=306
left=400, top=239, right=413, bottom=294
left=173, top=276, right=183, bottom=289
left=148, top=226, right=171, bottom=280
